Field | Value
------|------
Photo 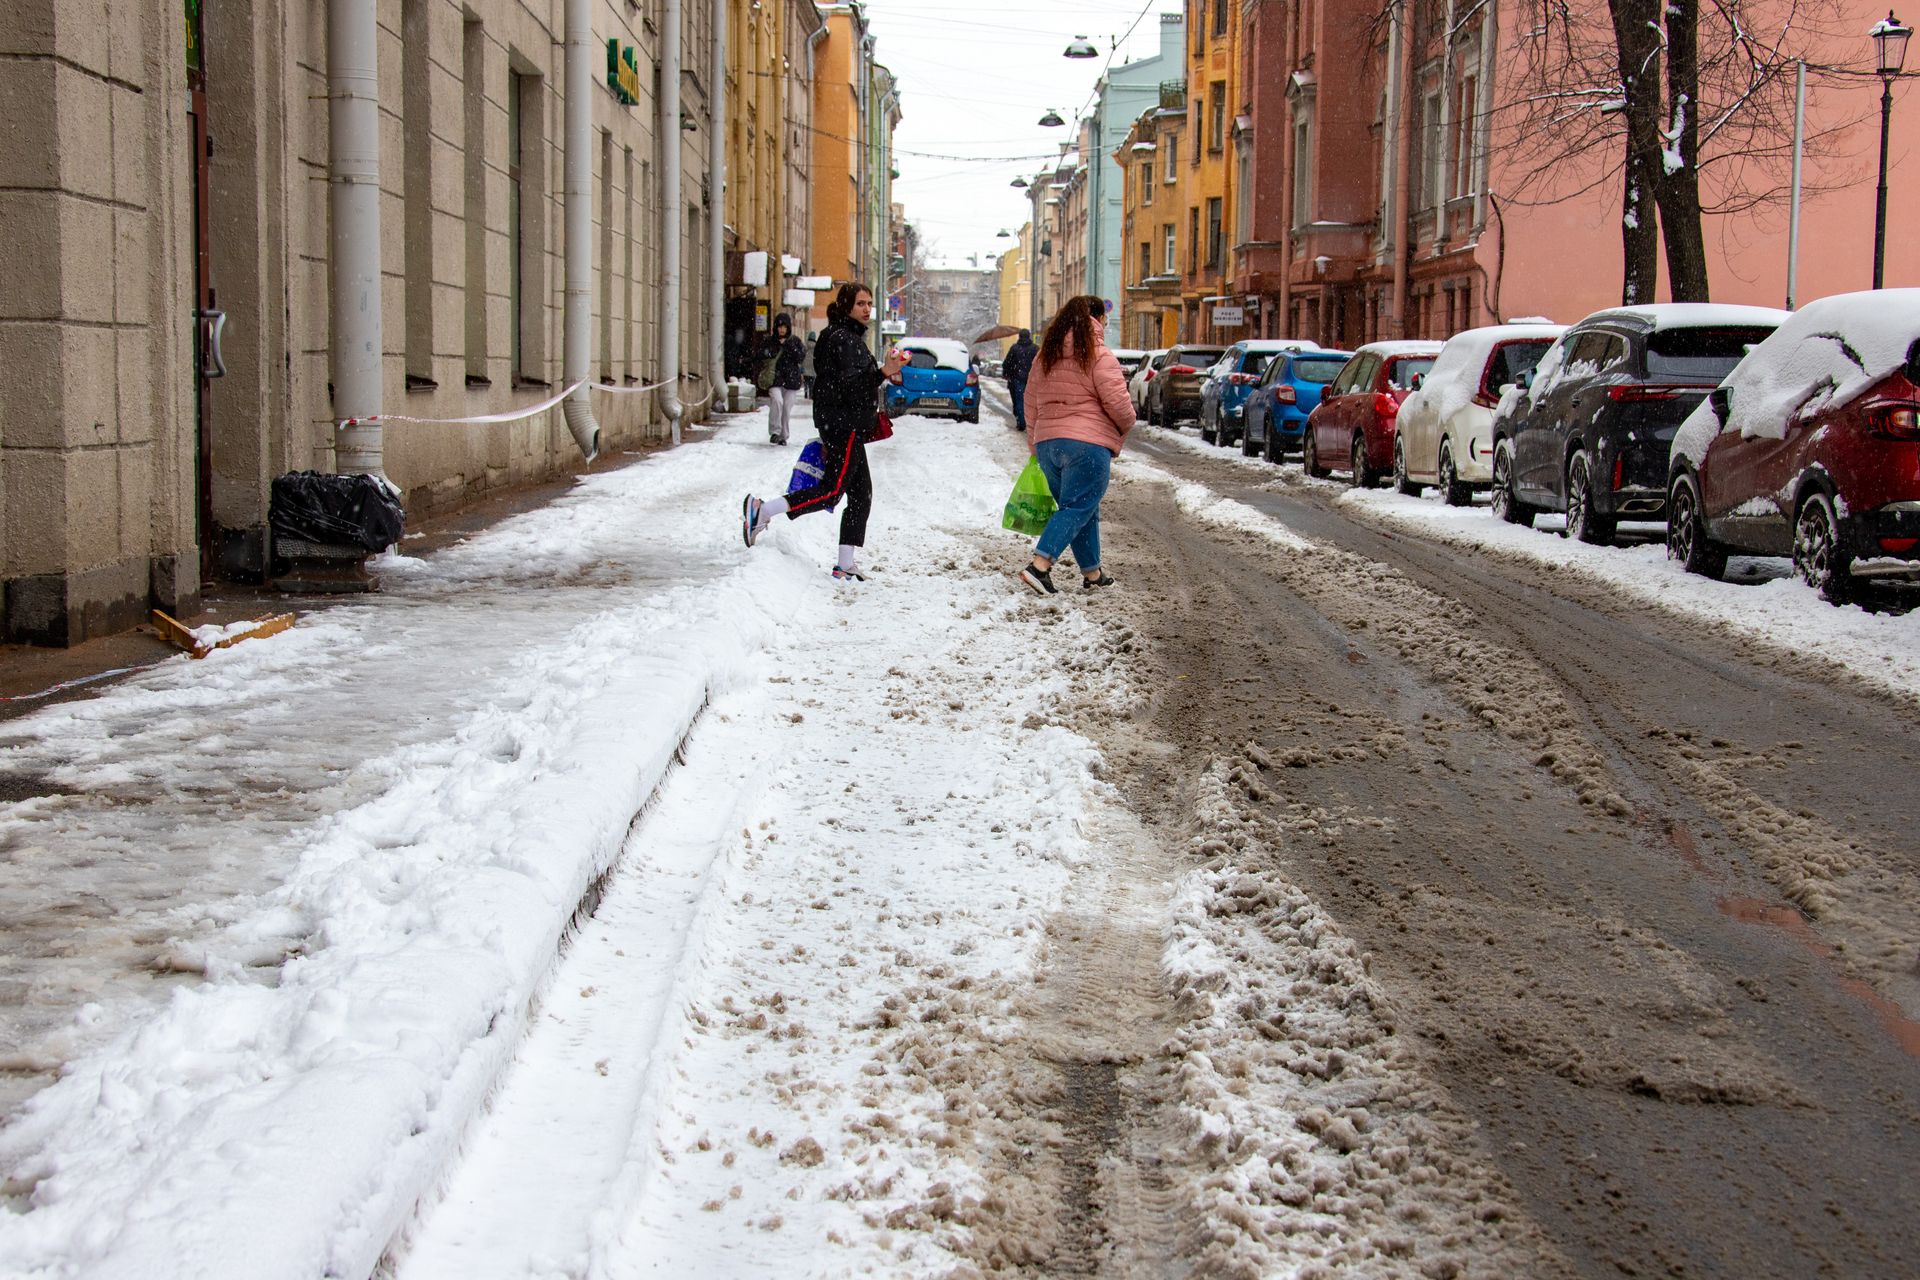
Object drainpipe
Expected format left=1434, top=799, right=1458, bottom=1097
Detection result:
left=659, top=0, right=685, bottom=442
left=710, top=0, right=726, bottom=409
left=1390, top=0, right=1414, bottom=338
left=329, top=0, right=383, bottom=475
left=561, top=0, right=601, bottom=460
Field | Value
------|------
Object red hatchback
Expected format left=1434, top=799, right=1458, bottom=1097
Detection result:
left=1302, top=342, right=1443, bottom=487
left=1667, top=290, right=1920, bottom=603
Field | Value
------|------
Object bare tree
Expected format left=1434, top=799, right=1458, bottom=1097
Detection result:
left=1492, top=0, right=1857, bottom=301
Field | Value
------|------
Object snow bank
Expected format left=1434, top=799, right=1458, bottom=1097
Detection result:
left=1120, top=457, right=1313, bottom=550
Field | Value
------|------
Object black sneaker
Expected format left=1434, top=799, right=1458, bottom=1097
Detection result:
left=1018, top=563, right=1057, bottom=596
left=1083, top=571, right=1116, bottom=589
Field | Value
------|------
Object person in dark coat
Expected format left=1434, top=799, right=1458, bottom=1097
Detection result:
left=741, top=282, right=905, bottom=579
left=1002, top=330, right=1038, bottom=431
left=764, top=313, right=806, bottom=445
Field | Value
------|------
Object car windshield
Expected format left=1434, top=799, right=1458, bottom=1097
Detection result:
left=1485, top=340, right=1554, bottom=390
left=1645, top=326, right=1775, bottom=380
left=1177, top=348, right=1225, bottom=367
left=1387, top=357, right=1436, bottom=389
left=1290, top=356, right=1346, bottom=384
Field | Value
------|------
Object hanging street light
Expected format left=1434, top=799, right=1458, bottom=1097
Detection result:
left=1010, top=176, right=1029, bottom=189
left=996, top=228, right=1012, bottom=238
left=1064, top=35, right=1099, bottom=59
left=1872, top=9, right=1912, bottom=287
left=1038, top=109, right=1066, bottom=127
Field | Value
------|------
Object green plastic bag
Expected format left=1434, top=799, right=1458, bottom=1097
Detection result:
left=1002, top=457, right=1056, bottom=537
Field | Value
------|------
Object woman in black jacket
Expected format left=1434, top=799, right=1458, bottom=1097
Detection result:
left=763, top=313, right=806, bottom=445
left=742, top=283, right=904, bottom=579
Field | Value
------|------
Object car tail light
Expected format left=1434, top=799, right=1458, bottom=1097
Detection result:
left=1274, top=386, right=1296, bottom=403
left=1867, top=405, right=1920, bottom=440
left=1144, top=369, right=1157, bottom=381
left=1472, top=391, right=1500, bottom=409
left=1613, top=455, right=1624, bottom=490
left=1228, top=372, right=1259, bottom=385
left=966, top=369, right=979, bottom=385
left=1168, top=364, right=1198, bottom=375
left=1880, top=536, right=1920, bottom=553
left=1374, top=392, right=1399, bottom=419
left=1607, top=384, right=1693, bottom=403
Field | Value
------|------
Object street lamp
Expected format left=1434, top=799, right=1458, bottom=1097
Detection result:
left=996, top=228, right=1012, bottom=238
left=1872, top=9, right=1912, bottom=287
left=1010, top=176, right=1029, bottom=189
left=1064, top=35, right=1099, bottom=59
left=1038, top=109, right=1066, bottom=127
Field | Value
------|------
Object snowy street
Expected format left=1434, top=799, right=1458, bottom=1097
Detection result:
left=4, top=392, right=1920, bottom=1277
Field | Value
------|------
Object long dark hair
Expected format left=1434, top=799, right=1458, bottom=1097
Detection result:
left=1038, top=296, right=1107, bottom=373
left=826, top=282, right=871, bottom=324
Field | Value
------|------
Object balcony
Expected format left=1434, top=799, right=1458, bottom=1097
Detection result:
left=1159, top=80, right=1186, bottom=112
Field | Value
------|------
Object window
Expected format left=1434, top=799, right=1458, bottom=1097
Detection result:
left=403, top=0, right=433, bottom=384
left=1188, top=206, right=1200, bottom=274
left=1208, top=82, right=1225, bottom=153
left=1164, top=135, right=1178, bottom=181
left=1236, top=141, right=1251, bottom=242
left=507, top=69, right=525, bottom=381
left=1163, top=222, right=1177, bottom=273
left=1143, top=156, right=1154, bottom=204
left=1422, top=90, right=1442, bottom=211
left=1454, top=73, right=1479, bottom=200
left=1212, top=0, right=1227, bottom=36
left=1191, top=1, right=1205, bottom=53
left=598, top=130, right=612, bottom=381
left=1140, top=240, right=1151, bottom=280
left=1292, top=116, right=1312, bottom=227
left=1205, top=197, right=1223, bottom=269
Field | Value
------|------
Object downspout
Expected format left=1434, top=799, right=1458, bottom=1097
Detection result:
left=1436, top=0, right=1456, bottom=257
left=561, top=0, right=601, bottom=460
left=659, top=0, right=685, bottom=442
left=1390, top=0, right=1414, bottom=338
left=710, top=0, right=725, bottom=407
left=329, top=0, right=383, bottom=475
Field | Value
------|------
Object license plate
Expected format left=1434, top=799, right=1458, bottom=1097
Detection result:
left=919, top=397, right=952, bottom=408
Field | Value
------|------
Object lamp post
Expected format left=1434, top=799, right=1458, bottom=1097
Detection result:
left=1871, top=10, right=1911, bottom=288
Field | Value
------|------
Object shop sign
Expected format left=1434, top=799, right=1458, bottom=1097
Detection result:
left=606, top=41, right=641, bottom=106
left=1212, top=304, right=1246, bottom=327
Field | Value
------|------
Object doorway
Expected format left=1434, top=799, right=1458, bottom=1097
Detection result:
left=186, top=0, right=221, bottom=579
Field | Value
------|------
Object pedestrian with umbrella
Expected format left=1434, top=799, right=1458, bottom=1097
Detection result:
left=1002, top=329, right=1038, bottom=431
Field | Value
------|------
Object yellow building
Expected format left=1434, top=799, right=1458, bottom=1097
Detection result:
left=996, top=226, right=1031, bottom=352
left=807, top=3, right=898, bottom=349
left=1117, top=102, right=1187, bottom=349
left=725, top=0, right=825, bottom=375
left=1176, top=0, right=1240, bottom=344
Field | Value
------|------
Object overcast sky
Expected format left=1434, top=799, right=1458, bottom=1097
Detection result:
left=856, top=0, right=1187, bottom=270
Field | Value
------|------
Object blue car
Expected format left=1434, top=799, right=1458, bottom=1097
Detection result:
left=1198, top=341, right=1322, bottom=447
left=883, top=338, right=981, bottom=423
left=1243, top=348, right=1355, bottom=461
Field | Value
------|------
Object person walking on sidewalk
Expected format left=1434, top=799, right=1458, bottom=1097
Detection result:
left=741, top=283, right=906, bottom=580
left=802, top=330, right=818, bottom=399
left=764, top=313, right=806, bottom=445
left=1002, top=329, right=1038, bottom=431
left=1017, top=297, right=1132, bottom=595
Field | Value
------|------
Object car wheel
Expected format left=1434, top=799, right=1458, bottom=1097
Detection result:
left=1491, top=439, right=1535, bottom=527
left=1350, top=434, right=1378, bottom=489
left=1794, top=491, right=1855, bottom=605
left=1666, top=472, right=1727, bottom=580
left=1199, top=406, right=1217, bottom=444
left=1439, top=444, right=1471, bottom=507
left=1393, top=441, right=1422, bottom=495
left=1262, top=426, right=1281, bottom=463
left=1566, top=453, right=1616, bottom=545
left=1303, top=429, right=1329, bottom=478
left=1158, top=397, right=1173, bottom=430
left=1241, top=424, right=1260, bottom=456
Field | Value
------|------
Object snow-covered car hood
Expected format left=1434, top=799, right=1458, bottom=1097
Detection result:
left=1672, top=288, right=1920, bottom=468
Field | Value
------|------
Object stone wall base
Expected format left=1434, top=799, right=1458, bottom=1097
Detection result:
left=3, top=556, right=201, bottom=647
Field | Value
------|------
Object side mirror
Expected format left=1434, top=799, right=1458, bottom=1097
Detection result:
left=1517, top=369, right=1535, bottom=391
left=1708, top=385, right=1732, bottom=426
left=1905, top=337, right=1920, bottom=385
left=1410, top=372, right=1425, bottom=390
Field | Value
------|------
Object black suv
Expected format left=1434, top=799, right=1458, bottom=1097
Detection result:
left=1489, top=305, right=1785, bottom=543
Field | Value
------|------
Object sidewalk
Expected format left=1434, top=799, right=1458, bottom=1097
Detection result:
left=0, top=399, right=1063, bottom=1277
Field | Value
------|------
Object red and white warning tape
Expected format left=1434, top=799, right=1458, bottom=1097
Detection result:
left=335, top=372, right=707, bottom=430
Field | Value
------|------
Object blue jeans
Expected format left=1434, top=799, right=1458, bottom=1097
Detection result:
left=1033, top=438, right=1111, bottom=570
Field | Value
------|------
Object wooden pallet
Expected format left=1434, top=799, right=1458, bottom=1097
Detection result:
left=151, top=610, right=297, bottom=659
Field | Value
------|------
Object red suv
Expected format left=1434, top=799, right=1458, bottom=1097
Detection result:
left=1666, top=290, right=1920, bottom=603
left=1302, top=342, right=1442, bottom=486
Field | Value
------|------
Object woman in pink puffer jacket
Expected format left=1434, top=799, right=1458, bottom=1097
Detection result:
left=1018, top=296, right=1135, bottom=595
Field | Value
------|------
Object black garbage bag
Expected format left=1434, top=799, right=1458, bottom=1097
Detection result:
left=270, top=471, right=406, bottom=553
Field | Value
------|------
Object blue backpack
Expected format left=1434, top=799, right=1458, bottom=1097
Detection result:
left=785, top=440, right=839, bottom=512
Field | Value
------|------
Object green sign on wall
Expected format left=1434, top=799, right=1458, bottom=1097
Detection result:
left=606, top=40, right=640, bottom=106
left=185, top=0, right=202, bottom=73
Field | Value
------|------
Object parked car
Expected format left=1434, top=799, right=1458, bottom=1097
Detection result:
left=1302, top=342, right=1442, bottom=486
left=1130, top=348, right=1171, bottom=419
left=1243, top=349, right=1354, bottom=461
left=1489, top=304, right=1786, bottom=541
left=980, top=357, right=1003, bottom=379
left=1112, top=347, right=1151, bottom=385
left=1146, top=344, right=1226, bottom=427
left=1666, top=290, right=1920, bottom=603
left=884, top=337, right=981, bottom=423
left=1198, top=340, right=1322, bottom=446
left=1393, top=323, right=1565, bottom=504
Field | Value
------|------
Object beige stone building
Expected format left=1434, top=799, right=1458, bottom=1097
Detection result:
left=2, top=0, right=725, bottom=645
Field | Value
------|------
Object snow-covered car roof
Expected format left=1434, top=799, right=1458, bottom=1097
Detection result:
left=1239, top=339, right=1323, bottom=352
left=1353, top=340, right=1445, bottom=358
left=1111, top=348, right=1149, bottom=359
left=896, top=338, right=973, bottom=370
left=1672, top=288, right=1920, bottom=466
left=1580, top=302, right=1790, bottom=331
left=1402, top=325, right=1567, bottom=423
